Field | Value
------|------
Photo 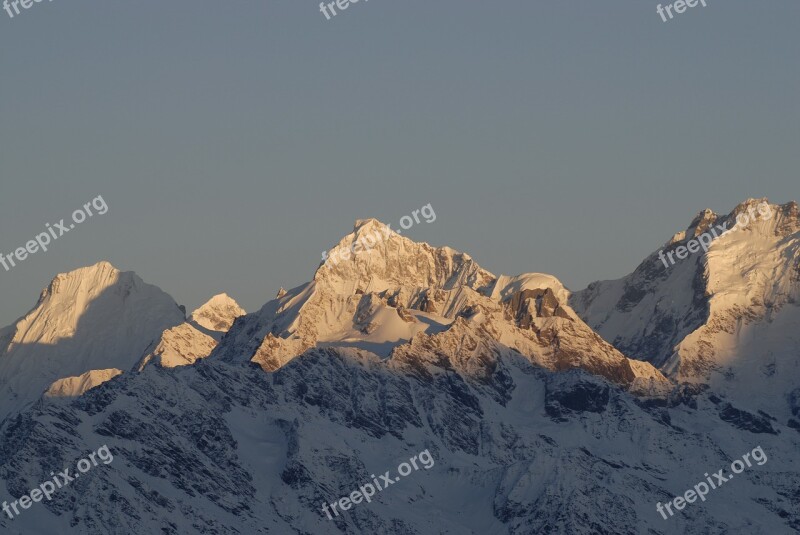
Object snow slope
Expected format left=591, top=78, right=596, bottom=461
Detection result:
left=213, top=219, right=667, bottom=391
left=0, top=261, right=185, bottom=421
left=571, top=199, right=800, bottom=420
left=1, top=211, right=798, bottom=534
left=44, top=368, right=123, bottom=398
left=0, top=347, right=796, bottom=534
left=138, top=294, right=245, bottom=369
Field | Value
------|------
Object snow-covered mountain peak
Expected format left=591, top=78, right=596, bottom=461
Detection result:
left=0, top=262, right=185, bottom=420
left=189, top=293, right=245, bottom=333
left=39, top=260, right=121, bottom=302
left=680, top=208, right=718, bottom=241
left=572, top=198, right=800, bottom=418
left=13, top=261, right=175, bottom=346
left=211, top=222, right=667, bottom=391
left=3, top=210, right=800, bottom=535
left=666, top=198, right=783, bottom=246
left=315, top=218, right=494, bottom=295
left=353, top=217, right=388, bottom=232
left=138, top=294, right=246, bottom=370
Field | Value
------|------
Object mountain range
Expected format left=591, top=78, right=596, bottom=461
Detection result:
left=0, top=198, right=798, bottom=534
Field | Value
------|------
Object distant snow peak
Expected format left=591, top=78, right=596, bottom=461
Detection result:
left=139, top=294, right=245, bottom=369
left=572, top=198, right=800, bottom=418
left=686, top=208, right=718, bottom=239
left=40, top=260, right=120, bottom=301
left=319, top=204, right=438, bottom=276
left=354, top=217, right=393, bottom=234
left=320, top=219, right=395, bottom=268
left=214, top=222, right=668, bottom=392
left=0, top=262, right=185, bottom=419
left=315, top=218, right=494, bottom=295
left=189, top=293, right=245, bottom=334
left=659, top=201, right=774, bottom=270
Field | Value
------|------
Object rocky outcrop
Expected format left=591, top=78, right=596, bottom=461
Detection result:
left=215, top=220, right=669, bottom=393
left=138, top=294, right=245, bottom=369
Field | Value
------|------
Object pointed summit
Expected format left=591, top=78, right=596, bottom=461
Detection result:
left=215, top=220, right=667, bottom=391
left=0, top=263, right=185, bottom=419
left=316, top=218, right=494, bottom=295
left=139, top=294, right=245, bottom=369
left=572, top=198, right=800, bottom=418
left=189, top=293, right=245, bottom=334
left=39, top=260, right=120, bottom=301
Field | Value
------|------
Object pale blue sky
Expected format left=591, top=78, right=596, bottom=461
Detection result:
left=1, top=0, right=798, bottom=326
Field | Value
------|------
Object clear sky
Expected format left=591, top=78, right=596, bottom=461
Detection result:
left=1, top=0, right=798, bottom=326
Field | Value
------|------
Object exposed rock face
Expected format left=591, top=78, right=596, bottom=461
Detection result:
left=214, top=220, right=667, bottom=391
left=507, top=288, right=571, bottom=328
left=316, top=218, right=496, bottom=294
left=717, top=403, right=779, bottom=435
left=189, top=294, right=245, bottom=336
left=3, top=205, right=799, bottom=534
left=138, top=294, right=245, bottom=369
left=544, top=372, right=611, bottom=419
left=1, top=346, right=797, bottom=535
left=571, top=199, right=800, bottom=419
